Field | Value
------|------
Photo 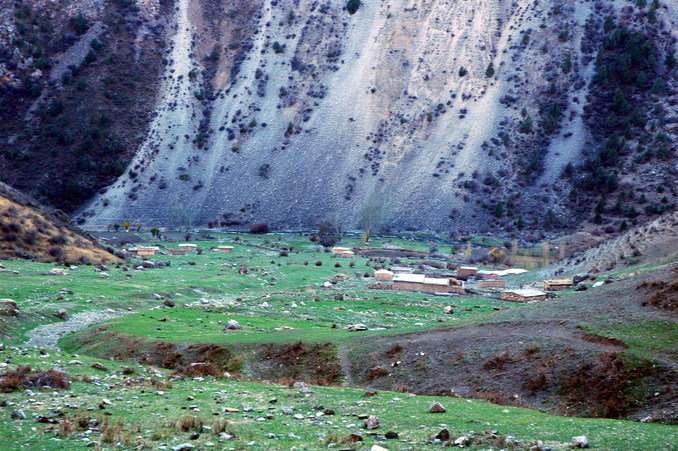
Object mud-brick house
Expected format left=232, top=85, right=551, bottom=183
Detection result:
left=128, top=246, right=159, bottom=256
left=500, top=288, right=546, bottom=302
left=374, top=269, right=394, bottom=281
left=459, top=266, right=478, bottom=277
left=393, top=274, right=465, bottom=294
left=178, top=243, right=198, bottom=252
left=543, top=278, right=574, bottom=291
left=478, top=279, right=507, bottom=288
left=215, top=245, right=234, bottom=252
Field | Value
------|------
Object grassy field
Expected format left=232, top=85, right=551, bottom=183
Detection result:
left=0, top=348, right=675, bottom=450
left=1, top=233, right=677, bottom=449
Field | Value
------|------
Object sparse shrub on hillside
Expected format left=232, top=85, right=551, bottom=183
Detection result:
left=458, top=66, right=467, bottom=76
left=346, top=0, right=361, bottom=15
left=249, top=223, right=270, bottom=234
left=485, top=62, right=495, bottom=77
left=71, top=12, right=88, bottom=35
left=49, top=234, right=69, bottom=245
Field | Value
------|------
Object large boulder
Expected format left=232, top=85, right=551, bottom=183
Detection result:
left=224, top=320, right=243, bottom=331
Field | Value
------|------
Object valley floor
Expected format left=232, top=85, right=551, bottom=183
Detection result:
left=0, top=232, right=676, bottom=449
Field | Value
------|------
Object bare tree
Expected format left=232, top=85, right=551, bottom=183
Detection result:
left=358, top=194, right=386, bottom=244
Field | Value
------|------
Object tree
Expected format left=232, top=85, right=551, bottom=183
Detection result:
left=72, top=12, right=88, bottom=35
left=493, top=201, right=504, bottom=218
left=358, top=195, right=386, bottom=245
left=122, top=221, right=130, bottom=231
left=488, top=247, right=506, bottom=264
left=150, top=228, right=159, bottom=238
left=458, top=66, right=467, bottom=77
left=346, top=0, right=361, bottom=15
left=485, top=62, right=495, bottom=77
left=113, top=224, right=120, bottom=232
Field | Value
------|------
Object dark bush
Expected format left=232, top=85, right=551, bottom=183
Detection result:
left=249, top=223, right=270, bottom=234
left=49, top=234, right=69, bottom=245
left=346, top=0, right=361, bottom=14
left=48, top=246, right=63, bottom=258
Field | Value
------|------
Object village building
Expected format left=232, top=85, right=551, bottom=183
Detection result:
left=392, top=274, right=465, bottom=294
left=478, top=279, right=507, bottom=288
left=331, top=247, right=355, bottom=257
left=374, top=269, right=394, bottom=281
left=178, top=243, right=198, bottom=251
left=215, top=245, right=234, bottom=252
left=543, top=278, right=574, bottom=291
left=459, top=266, right=478, bottom=277
left=127, top=246, right=159, bottom=256
left=500, top=288, right=547, bottom=302
left=391, top=267, right=414, bottom=274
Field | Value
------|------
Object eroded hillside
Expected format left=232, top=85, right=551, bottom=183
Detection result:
left=0, top=0, right=675, bottom=232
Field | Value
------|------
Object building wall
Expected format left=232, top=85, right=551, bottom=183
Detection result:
left=478, top=280, right=506, bottom=288
left=543, top=282, right=572, bottom=291
left=393, top=281, right=449, bottom=293
left=500, top=292, right=546, bottom=302
left=459, top=268, right=477, bottom=277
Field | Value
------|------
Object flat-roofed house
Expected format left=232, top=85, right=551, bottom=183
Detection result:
left=374, top=269, right=394, bottom=281
left=478, top=279, right=507, bottom=288
left=459, top=266, right=478, bottom=277
left=128, top=246, right=159, bottom=256
left=500, top=288, right=547, bottom=302
left=393, top=274, right=465, bottom=294
left=543, top=278, right=574, bottom=291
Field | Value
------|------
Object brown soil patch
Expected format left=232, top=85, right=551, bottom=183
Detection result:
left=637, top=265, right=678, bottom=310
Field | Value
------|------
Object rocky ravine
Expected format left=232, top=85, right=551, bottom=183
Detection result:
left=62, top=0, right=674, bottom=231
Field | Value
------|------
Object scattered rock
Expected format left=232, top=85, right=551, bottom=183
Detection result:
left=346, top=433, right=363, bottom=442
left=435, top=429, right=450, bottom=441
left=224, top=320, right=242, bottom=330
left=219, top=432, right=235, bottom=440
left=365, top=415, right=380, bottom=429
left=54, top=309, right=69, bottom=321
left=573, top=273, right=590, bottom=284
left=91, top=362, right=108, bottom=371
left=164, top=299, right=176, bottom=307
left=429, top=401, right=446, bottom=413
left=11, top=409, right=26, bottom=420
left=364, top=389, right=378, bottom=397
left=371, top=446, right=388, bottom=451
left=443, top=306, right=454, bottom=314
left=172, top=444, right=195, bottom=451
left=346, top=324, right=368, bottom=331
left=572, top=436, right=589, bottom=448
left=48, top=268, right=68, bottom=276
left=385, top=431, right=399, bottom=439
left=454, top=435, right=470, bottom=446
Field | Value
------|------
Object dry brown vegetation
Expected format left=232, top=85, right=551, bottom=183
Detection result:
left=0, top=365, right=70, bottom=392
left=0, top=182, right=118, bottom=264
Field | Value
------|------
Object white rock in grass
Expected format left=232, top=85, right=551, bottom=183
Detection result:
left=572, top=436, right=589, bottom=448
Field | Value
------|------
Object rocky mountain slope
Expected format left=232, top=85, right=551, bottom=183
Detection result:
left=1, top=0, right=676, bottom=232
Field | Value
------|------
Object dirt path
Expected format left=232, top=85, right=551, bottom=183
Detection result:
left=24, top=310, right=127, bottom=349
